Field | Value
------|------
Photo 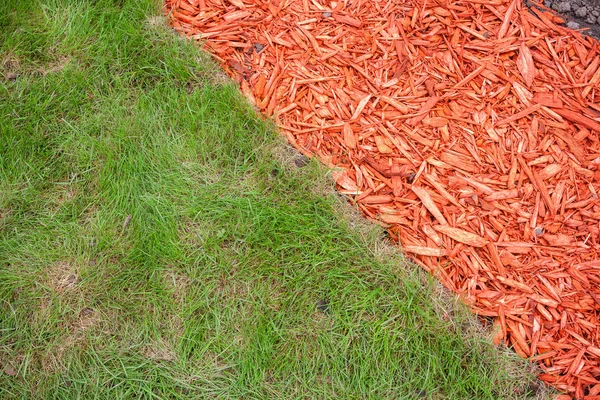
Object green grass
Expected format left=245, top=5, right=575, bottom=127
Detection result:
left=0, top=0, right=549, bottom=398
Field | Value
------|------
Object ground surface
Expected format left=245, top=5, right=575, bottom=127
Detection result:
left=0, top=0, right=552, bottom=399
left=543, top=0, right=600, bottom=36
left=165, top=0, right=600, bottom=395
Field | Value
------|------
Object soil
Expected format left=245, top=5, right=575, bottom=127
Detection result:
left=541, top=0, right=600, bottom=37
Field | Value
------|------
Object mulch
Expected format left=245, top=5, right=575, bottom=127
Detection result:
left=164, top=0, right=600, bottom=397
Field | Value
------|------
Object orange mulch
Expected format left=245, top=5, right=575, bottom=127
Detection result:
left=164, top=0, right=600, bottom=396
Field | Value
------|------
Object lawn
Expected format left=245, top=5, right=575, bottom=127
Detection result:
left=1, top=0, right=548, bottom=398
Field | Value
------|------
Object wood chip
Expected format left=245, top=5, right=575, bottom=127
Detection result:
left=412, top=186, right=448, bottom=225
left=517, top=43, right=535, bottom=87
left=433, top=225, right=488, bottom=247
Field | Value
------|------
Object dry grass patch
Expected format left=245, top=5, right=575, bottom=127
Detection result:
left=38, top=55, right=70, bottom=76
left=41, top=307, right=103, bottom=374
left=142, top=338, right=177, bottom=362
left=1, top=54, right=20, bottom=81
left=163, top=268, right=191, bottom=301
left=46, top=261, right=80, bottom=294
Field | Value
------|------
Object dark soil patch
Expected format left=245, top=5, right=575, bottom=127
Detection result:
left=542, top=0, right=600, bottom=37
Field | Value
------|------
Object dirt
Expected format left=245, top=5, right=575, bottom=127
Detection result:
left=540, top=0, right=600, bottom=37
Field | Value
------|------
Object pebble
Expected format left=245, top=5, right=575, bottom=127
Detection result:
left=567, top=20, right=581, bottom=29
left=587, top=15, right=596, bottom=23
left=575, top=6, right=587, bottom=17
left=558, top=2, right=571, bottom=12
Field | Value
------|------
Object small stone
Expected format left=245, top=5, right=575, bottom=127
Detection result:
left=534, top=227, right=544, bottom=236
left=586, top=15, right=596, bottom=24
left=254, top=43, right=265, bottom=52
left=551, top=2, right=560, bottom=11
left=575, top=6, right=587, bottom=17
left=322, top=11, right=332, bottom=18
left=558, top=2, right=571, bottom=12
left=593, top=10, right=599, bottom=17
left=567, top=21, right=581, bottom=29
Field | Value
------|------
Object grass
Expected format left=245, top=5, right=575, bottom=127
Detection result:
left=0, top=0, right=550, bottom=398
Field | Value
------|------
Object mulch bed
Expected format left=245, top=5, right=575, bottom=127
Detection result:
left=164, top=0, right=600, bottom=397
